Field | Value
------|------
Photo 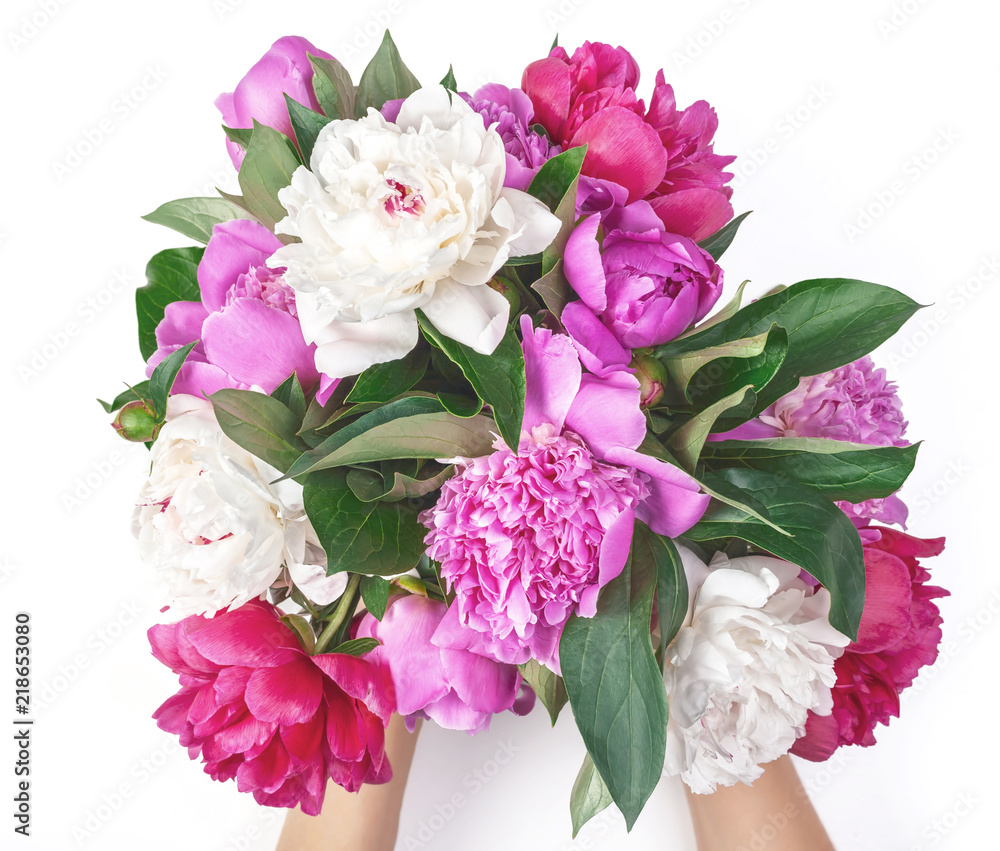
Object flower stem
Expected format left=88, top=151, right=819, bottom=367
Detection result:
left=313, top=574, right=361, bottom=655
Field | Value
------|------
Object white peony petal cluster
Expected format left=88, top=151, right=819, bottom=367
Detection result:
left=268, top=85, right=561, bottom=378
left=663, top=547, right=849, bottom=793
left=132, top=396, right=346, bottom=618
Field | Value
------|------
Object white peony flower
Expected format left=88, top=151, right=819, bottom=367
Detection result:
left=662, top=547, right=849, bottom=793
left=268, top=85, right=561, bottom=378
left=132, top=395, right=346, bottom=618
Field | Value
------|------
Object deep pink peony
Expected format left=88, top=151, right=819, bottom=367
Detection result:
left=791, top=528, right=946, bottom=761
left=521, top=42, right=734, bottom=239
left=466, top=84, right=562, bottom=191
left=147, top=220, right=329, bottom=401
left=216, top=36, right=334, bottom=169
left=562, top=201, right=723, bottom=360
left=149, top=599, right=394, bottom=814
left=356, top=595, right=533, bottom=734
left=421, top=316, right=709, bottom=672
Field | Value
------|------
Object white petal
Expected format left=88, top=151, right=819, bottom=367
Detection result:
left=423, top=280, right=510, bottom=354
left=500, top=187, right=561, bottom=255
left=395, top=85, right=474, bottom=132
left=312, top=312, right=420, bottom=378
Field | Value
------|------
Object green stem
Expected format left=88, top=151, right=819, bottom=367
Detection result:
left=313, top=574, right=361, bottom=655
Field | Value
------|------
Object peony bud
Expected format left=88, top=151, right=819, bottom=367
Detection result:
left=632, top=354, right=667, bottom=408
left=112, top=399, right=161, bottom=443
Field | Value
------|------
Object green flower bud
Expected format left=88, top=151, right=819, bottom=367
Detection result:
left=632, top=354, right=667, bottom=409
left=112, top=399, right=161, bottom=443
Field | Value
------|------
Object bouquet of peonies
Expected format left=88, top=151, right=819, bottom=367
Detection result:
left=102, top=32, right=947, bottom=833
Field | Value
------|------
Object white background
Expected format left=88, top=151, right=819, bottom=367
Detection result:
left=1, top=0, right=995, bottom=849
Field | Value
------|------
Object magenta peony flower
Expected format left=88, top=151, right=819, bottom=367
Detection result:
left=149, top=599, right=394, bottom=814
left=521, top=42, right=734, bottom=239
left=792, top=528, right=946, bottom=761
left=421, top=316, right=709, bottom=672
left=356, top=595, right=533, bottom=734
left=216, top=36, right=334, bottom=168
left=147, top=220, right=328, bottom=401
left=561, top=201, right=723, bottom=359
left=466, top=84, right=562, bottom=191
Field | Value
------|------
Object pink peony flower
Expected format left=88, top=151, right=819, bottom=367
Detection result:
left=521, top=42, right=734, bottom=239
left=791, top=528, right=947, bottom=761
left=421, top=316, right=709, bottom=672
left=147, top=220, right=332, bottom=402
left=356, top=595, right=534, bottom=734
left=466, top=84, right=562, bottom=191
left=149, top=599, right=394, bottom=814
left=562, top=201, right=723, bottom=360
left=216, top=36, right=334, bottom=169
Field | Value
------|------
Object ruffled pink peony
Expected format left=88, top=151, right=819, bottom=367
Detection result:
left=147, top=220, right=331, bottom=402
left=149, top=599, right=394, bottom=814
left=562, top=201, right=723, bottom=360
left=356, top=596, right=533, bottom=734
left=521, top=42, right=734, bottom=238
left=791, top=528, right=946, bottom=761
left=466, top=84, right=562, bottom=191
left=421, top=316, right=709, bottom=672
left=216, top=35, right=334, bottom=168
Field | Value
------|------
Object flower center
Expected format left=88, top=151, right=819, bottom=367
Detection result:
left=383, top=178, right=425, bottom=218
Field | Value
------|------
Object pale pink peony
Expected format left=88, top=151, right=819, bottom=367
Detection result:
left=792, top=528, right=947, bottom=761
left=149, top=599, right=394, bottom=814
left=421, top=316, right=709, bottom=672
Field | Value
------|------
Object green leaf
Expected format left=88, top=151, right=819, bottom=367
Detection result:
left=281, top=614, right=316, bottom=654
left=417, top=312, right=526, bottom=451
left=354, top=31, right=421, bottom=117
left=149, top=341, right=197, bottom=420
left=304, top=469, right=426, bottom=576
left=439, top=65, right=457, bottom=92
left=518, top=659, right=568, bottom=726
left=223, top=125, right=253, bottom=150
left=136, top=247, right=204, bottom=361
left=570, top=753, right=615, bottom=838
left=528, top=145, right=587, bottom=213
left=631, top=525, right=689, bottom=664
left=684, top=467, right=866, bottom=639
left=237, top=121, right=302, bottom=230
left=359, top=576, right=391, bottom=620
left=560, top=535, right=668, bottom=831
left=209, top=388, right=308, bottom=473
left=346, top=346, right=429, bottom=405
left=141, top=197, right=253, bottom=244
left=668, top=385, right=755, bottom=472
left=98, top=381, right=151, bottom=414
left=309, top=54, right=355, bottom=120
left=284, top=94, right=331, bottom=162
left=437, top=393, right=482, bottom=418
left=530, top=258, right=571, bottom=316
left=657, top=279, right=922, bottom=421
left=677, top=279, right=749, bottom=340
left=270, top=373, right=308, bottom=421
left=328, top=637, right=381, bottom=657
left=702, top=438, right=920, bottom=502
left=696, top=471, right=790, bottom=537
left=697, top=211, right=751, bottom=261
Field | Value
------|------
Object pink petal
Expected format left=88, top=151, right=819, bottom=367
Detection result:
left=650, top=189, right=734, bottom=243
left=852, top=549, right=913, bottom=654
left=199, top=220, right=284, bottom=314
left=280, top=715, right=325, bottom=764
left=439, top=648, right=520, bottom=715
left=790, top=712, right=840, bottom=762
left=152, top=691, right=196, bottom=734
left=185, top=601, right=302, bottom=667
left=519, top=315, right=582, bottom=438
left=520, top=57, right=573, bottom=138
left=311, top=654, right=395, bottom=724
left=570, top=108, right=667, bottom=204
left=424, top=690, right=491, bottom=734
left=564, top=372, right=645, bottom=457
left=245, top=658, right=323, bottom=725
left=155, top=301, right=208, bottom=348
left=323, top=687, right=365, bottom=762
left=237, top=735, right=291, bottom=794
left=561, top=301, right=631, bottom=376
left=563, top=216, right=607, bottom=312
left=595, top=507, right=636, bottom=594
left=216, top=712, right=274, bottom=754
left=202, top=298, right=318, bottom=393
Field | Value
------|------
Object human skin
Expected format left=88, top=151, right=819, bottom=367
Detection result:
left=684, top=755, right=836, bottom=851
left=276, top=715, right=421, bottom=851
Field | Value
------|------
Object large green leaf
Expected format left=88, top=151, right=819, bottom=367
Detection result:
left=570, top=753, right=614, bottom=838
left=346, top=346, right=429, bottom=405
left=354, top=31, right=421, bottom=117
left=528, top=145, right=587, bottom=214
left=657, top=279, right=921, bottom=420
left=631, top=524, right=689, bottom=664
left=308, top=54, right=355, bottom=120
left=518, top=659, right=568, bottom=726
left=149, top=341, right=197, bottom=419
left=284, top=95, right=331, bottom=162
left=668, top=385, right=755, bottom=472
left=209, top=388, right=308, bottom=473
left=560, top=538, right=668, bottom=831
left=237, top=121, right=302, bottom=230
left=304, top=469, right=426, bottom=576
left=417, top=313, right=526, bottom=450
left=684, top=467, right=866, bottom=639
left=697, top=210, right=751, bottom=261
left=270, top=373, right=307, bottom=421
left=135, top=247, right=204, bottom=361
left=702, top=438, right=920, bottom=502
left=141, top=197, right=253, bottom=244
